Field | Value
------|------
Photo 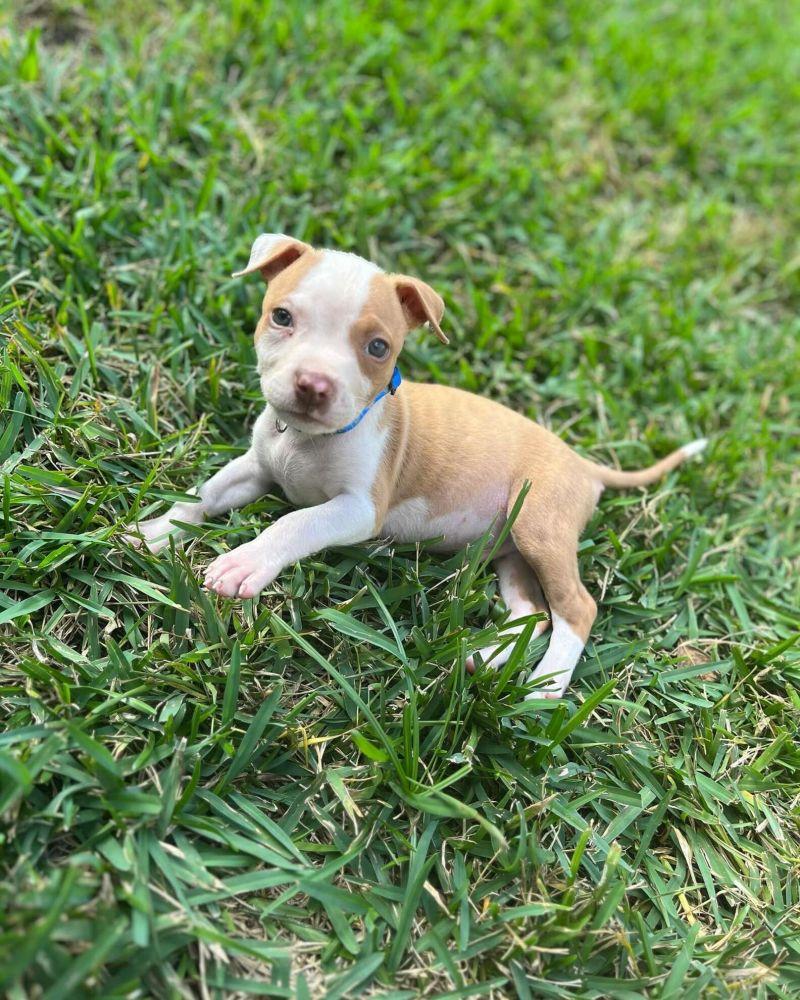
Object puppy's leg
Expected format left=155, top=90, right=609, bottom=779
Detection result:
left=204, top=493, right=376, bottom=599
left=126, top=451, right=271, bottom=554
left=510, top=489, right=597, bottom=699
left=466, top=550, right=550, bottom=673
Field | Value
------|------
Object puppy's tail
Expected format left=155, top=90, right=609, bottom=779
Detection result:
left=583, top=438, right=708, bottom=489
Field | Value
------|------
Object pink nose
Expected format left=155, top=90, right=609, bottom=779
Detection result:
left=294, top=370, right=335, bottom=409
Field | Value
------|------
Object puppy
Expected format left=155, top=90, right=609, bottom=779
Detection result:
left=127, top=234, right=706, bottom=697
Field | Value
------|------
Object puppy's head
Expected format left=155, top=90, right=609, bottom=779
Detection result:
left=233, top=234, right=447, bottom=435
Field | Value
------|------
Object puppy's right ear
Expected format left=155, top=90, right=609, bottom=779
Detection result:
left=232, top=234, right=313, bottom=282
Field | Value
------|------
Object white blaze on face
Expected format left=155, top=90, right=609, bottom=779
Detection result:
left=256, top=250, right=381, bottom=432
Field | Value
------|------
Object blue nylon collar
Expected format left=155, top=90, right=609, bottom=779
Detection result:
left=333, top=365, right=402, bottom=435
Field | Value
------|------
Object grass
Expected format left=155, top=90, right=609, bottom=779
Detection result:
left=1, top=0, right=799, bottom=995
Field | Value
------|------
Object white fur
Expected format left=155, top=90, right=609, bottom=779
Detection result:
left=525, top=611, right=585, bottom=699
left=130, top=248, right=389, bottom=600
left=425, top=506, right=505, bottom=552
left=466, top=551, right=550, bottom=672
left=128, top=378, right=388, bottom=594
left=203, top=493, right=375, bottom=598
left=254, top=399, right=388, bottom=508
left=382, top=497, right=431, bottom=542
left=382, top=495, right=505, bottom=551
left=123, top=452, right=269, bottom=554
left=200, top=395, right=388, bottom=597
left=682, top=437, right=708, bottom=458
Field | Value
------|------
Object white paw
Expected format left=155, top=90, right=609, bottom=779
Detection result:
left=466, top=619, right=550, bottom=674
left=524, top=675, right=569, bottom=700
left=524, top=662, right=571, bottom=700
left=522, top=616, right=584, bottom=700
left=466, top=642, right=513, bottom=674
left=204, top=542, right=275, bottom=599
left=123, top=515, right=178, bottom=554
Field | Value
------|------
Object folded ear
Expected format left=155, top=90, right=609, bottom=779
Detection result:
left=232, top=234, right=313, bottom=282
left=392, top=275, right=448, bottom=344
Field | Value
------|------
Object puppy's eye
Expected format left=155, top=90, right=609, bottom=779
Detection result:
left=366, top=337, right=390, bottom=359
left=271, top=307, right=293, bottom=328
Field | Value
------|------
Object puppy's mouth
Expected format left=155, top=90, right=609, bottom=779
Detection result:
left=261, top=384, right=329, bottom=426
left=273, top=405, right=325, bottom=424
left=271, top=404, right=335, bottom=433
left=261, top=378, right=356, bottom=435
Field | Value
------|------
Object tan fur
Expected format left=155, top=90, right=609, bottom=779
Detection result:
left=254, top=250, right=323, bottom=339
left=374, top=382, right=589, bottom=522
left=232, top=235, right=314, bottom=280
left=348, top=274, right=408, bottom=399
left=580, top=447, right=699, bottom=488
left=391, top=275, right=448, bottom=344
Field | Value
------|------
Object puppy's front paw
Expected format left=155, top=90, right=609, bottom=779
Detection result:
left=204, top=542, right=275, bottom=599
left=123, top=516, right=176, bottom=555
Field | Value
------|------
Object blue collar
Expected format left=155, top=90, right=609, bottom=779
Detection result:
left=333, top=366, right=402, bottom=435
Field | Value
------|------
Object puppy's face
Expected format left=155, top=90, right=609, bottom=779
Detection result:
left=234, top=235, right=447, bottom=435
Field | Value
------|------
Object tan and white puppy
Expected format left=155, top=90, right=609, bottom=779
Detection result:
left=128, top=234, right=706, bottom=698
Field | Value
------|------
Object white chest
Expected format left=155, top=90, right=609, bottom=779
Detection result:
left=272, top=437, right=329, bottom=504
left=252, top=406, right=386, bottom=508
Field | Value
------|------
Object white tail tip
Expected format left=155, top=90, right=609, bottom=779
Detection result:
left=682, top=437, right=708, bottom=458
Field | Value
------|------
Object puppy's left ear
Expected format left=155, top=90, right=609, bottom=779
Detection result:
left=232, top=233, right=313, bottom=282
left=392, top=275, right=448, bottom=344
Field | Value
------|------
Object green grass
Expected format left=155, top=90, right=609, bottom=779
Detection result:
left=1, top=0, right=799, bottom=995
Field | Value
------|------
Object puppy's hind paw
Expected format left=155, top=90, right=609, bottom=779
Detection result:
left=523, top=668, right=571, bottom=701
left=466, top=618, right=550, bottom=675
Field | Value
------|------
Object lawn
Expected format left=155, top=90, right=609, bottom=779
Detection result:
left=1, top=0, right=799, bottom=996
